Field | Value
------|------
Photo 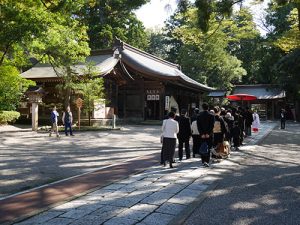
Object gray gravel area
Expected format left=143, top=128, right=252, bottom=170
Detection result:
left=183, top=122, right=300, bottom=225
left=0, top=125, right=162, bottom=198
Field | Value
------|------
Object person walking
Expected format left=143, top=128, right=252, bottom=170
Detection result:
left=245, top=107, right=254, bottom=136
left=62, top=106, right=74, bottom=136
left=190, top=108, right=200, bottom=123
left=196, top=103, right=215, bottom=167
left=212, top=106, right=228, bottom=158
left=161, top=111, right=179, bottom=168
left=191, top=119, right=201, bottom=158
left=177, top=109, right=192, bottom=161
left=252, top=111, right=260, bottom=132
left=280, top=109, right=286, bottom=129
left=49, top=106, right=60, bottom=137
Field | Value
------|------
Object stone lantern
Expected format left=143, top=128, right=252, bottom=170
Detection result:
left=27, top=87, right=44, bottom=131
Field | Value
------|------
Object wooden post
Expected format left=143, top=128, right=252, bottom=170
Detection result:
left=78, top=107, right=81, bottom=130
left=76, top=98, right=83, bottom=130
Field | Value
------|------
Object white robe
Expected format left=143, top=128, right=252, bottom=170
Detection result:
left=252, top=112, right=260, bottom=129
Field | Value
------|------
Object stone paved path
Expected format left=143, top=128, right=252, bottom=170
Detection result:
left=9, top=122, right=277, bottom=225
left=182, top=122, right=300, bottom=225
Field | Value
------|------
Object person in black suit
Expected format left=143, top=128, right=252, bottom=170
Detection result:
left=197, top=103, right=215, bottom=167
left=176, top=108, right=192, bottom=161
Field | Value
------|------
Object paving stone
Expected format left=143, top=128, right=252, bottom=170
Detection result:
left=15, top=211, right=64, bottom=225
left=102, top=183, right=126, bottom=190
left=152, top=181, right=172, bottom=187
left=141, top=212, right=175, bottom=225
left=125, top=180, right=154, bottom=189
left=43, top=217, right=74, bottom=225
left=90, top=205, right=127, bottom=217
left=107, top=196, right=142, bottom=207
left=87, top=189, right=114, bottom=196
left=186, top=182, right=209, bottom=191
left=141, top=191, right=175, bottom=206
left=53, top=201, right=86, bottom=211
left=168, top=188, right=200, bottom=205
left=69, top=215, right=108, bottom=225
left=117, top=208, right=151, bottom=221
left=103, top=217, right=138, bottom=225
left=130, top=203, right=159, bottom=212
left=173, top=178, right=194, bottom=185
left=80, top=194, right=106, bottom=202
left=118, top=186, right=137, bottom=193
left=137, top=184, right=163, bottom=192
left=59, top=209, right=91, bottom=219
left=160, top=183, right=187, bottom=194
left=156, top=202, right=187, bottom=215
left=75, top=202, right=105, bottom=213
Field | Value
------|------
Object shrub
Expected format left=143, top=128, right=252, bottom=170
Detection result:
left=0, top=111, right=20, bottom=125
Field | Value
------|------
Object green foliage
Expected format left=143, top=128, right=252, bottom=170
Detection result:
left=163, top=7, right=251, bottom=89
left=275, top=48, right=300, bottom=100
left=0, top=111, right=20, bottom=124
left=72, top=63, right=105, bottom=125
left=0, top=65, right=35, bottom=111
left=0, top=0, right=89, bottom=67
left=80, top=0, right=150, bottom=50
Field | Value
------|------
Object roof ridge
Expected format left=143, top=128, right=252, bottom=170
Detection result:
left=114, top=38, right=180, bottom=70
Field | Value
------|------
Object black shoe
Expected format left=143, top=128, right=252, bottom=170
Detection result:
left=169, top=163, right=173, bottom=168
left=193, top=154, right=196, bottom=158
left=70, top=134, right=74, bottom=136
left=186, top=156, right=190, bottom=159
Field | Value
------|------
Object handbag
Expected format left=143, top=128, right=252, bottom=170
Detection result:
left=199, top=142, right=208, bottom=154
left=160, top=135, right=164, bottom=144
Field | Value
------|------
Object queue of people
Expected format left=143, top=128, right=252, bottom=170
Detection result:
left=161, top=103, right=260, bottom=168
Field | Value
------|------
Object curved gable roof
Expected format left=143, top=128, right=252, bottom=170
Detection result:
left=116, top=40, right=213, bottom=91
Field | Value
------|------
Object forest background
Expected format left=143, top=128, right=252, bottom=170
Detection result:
left=0, top=0, right=299, bottom=121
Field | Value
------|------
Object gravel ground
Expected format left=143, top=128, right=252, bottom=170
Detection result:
left=183, top=122, right=300, bottom=225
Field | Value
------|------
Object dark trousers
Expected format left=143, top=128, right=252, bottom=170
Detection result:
left=64, top=122, right=73, bottom=135
left=178, top=138, right=190, bottom=160
left=200, top=136, right=213, bottom=164
left=245, top=125, right=252, bottom=136
left=281, top=119, right=286, bottom=129
left=192, top=135, right=201, bottom=157
left=239, top=128, right=244, bottom=145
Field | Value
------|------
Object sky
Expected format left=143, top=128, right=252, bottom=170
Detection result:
left=135, top=0, right=269, bottom=34
left=135, top=0, right=178, bottom=29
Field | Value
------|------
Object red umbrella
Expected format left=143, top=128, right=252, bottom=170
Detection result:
left=226, top=94, right=257, bottom=101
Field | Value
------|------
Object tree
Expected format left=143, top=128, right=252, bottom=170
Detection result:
left=0, top=0, right=90, bottom=108
left=79, top=0, right=150, bottom=50
left=72, top=63, right=105, bottom=126
left=163, top=7, right=249, bottom=89
left=0, top=65, right=34, bottom=111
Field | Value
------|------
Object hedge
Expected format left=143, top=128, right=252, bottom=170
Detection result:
left=0, top=111, right=20, bottom=125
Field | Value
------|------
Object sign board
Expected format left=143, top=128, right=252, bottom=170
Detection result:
left=94, top=99, right=106, bottom=118
left=155, top=95, right=160, bottom=100
left=165, top=96, right=170, bottom=110
left=76, top=98, right=83, bottom=108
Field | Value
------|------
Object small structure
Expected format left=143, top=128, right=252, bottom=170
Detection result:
left=231, top=85, right=286, bottom=120
left=21, top=40, right=213, bottom=123
left=26, top=86, right=45, bottom=131
left=208, top=90, right=227, bottom=104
